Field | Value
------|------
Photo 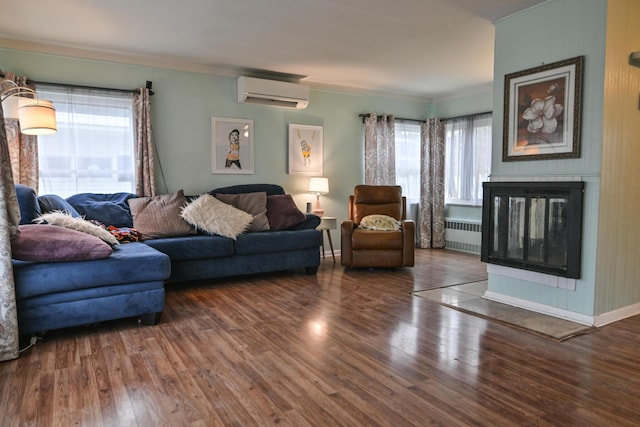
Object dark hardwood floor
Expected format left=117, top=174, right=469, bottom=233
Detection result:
left=2, top=249, right=640, bottom=426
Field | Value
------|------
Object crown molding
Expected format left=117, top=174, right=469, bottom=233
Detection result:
left=1, top=37, right=431, bottom=103
left=0, top=37, right=241, bottom=77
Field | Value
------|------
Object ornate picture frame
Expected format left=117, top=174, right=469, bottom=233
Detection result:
left=212, top=117, right=254, bottom=174
left=503, top=56, right=583, bottom=161
left=288, top=124, right=323, bottom=175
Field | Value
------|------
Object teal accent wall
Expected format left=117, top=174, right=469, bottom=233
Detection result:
left=0, top=48, right=429, bottom=249
left=490, top=0, right=608, bottom=316
left=433, top=88, right=493, bottom=119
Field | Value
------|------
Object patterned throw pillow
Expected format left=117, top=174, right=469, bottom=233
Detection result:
left=358, top=214, right=401, bottom=231
left=107, top=226, right=141, bottom=243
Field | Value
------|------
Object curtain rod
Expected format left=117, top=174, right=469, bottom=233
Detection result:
left=358, top=114, right=425, bottom=124
left=0, top=71, right=154, bottom=96
left=441, top=110, right=492, bottom=121
left=32, top=80, right=155, bottom=96
left=358, top=111, right=492, bottom=124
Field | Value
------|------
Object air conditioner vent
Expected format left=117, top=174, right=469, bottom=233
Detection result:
left=237, top=76, right=309, bottom=109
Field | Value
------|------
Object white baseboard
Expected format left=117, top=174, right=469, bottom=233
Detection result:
left=322, top=249, right=341, bottom=258
left=593, top=302, right=640, bottom=327
left=484, top=290, right=640, bottom=327
left=483, top=290, right=594, bottom=325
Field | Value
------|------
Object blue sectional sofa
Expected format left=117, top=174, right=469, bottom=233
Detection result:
left=12, top=183, right=322, bottom=337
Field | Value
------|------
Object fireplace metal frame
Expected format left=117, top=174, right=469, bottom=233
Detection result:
left=481, top=181, right=584, bottom=278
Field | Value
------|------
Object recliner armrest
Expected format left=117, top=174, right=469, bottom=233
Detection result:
left=341, top=220, right=355, bottom=266
left=401, top=220, right=415, bottom=266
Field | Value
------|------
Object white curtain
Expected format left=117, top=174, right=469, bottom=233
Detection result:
left=418, top=118, right=445, bottom=248
left=36, top=85, right=135, bottom=197
left=394, top=121, right=422, bottom=205
left=444, top=113, right=492, bottom=205
left=364, top=113, right=396, bottom=185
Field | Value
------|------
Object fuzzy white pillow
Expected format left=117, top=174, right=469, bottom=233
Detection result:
left=34, top=211, right=120, bottom=246
left=181, top=194, right=253, bottom=240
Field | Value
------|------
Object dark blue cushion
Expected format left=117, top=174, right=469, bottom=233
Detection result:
left=15, top=184, right=42, bottom=225
left=287, top=214, right=321, bottom=230
left=17, top=285, right=165, bottom=335
left=66, top=192, right=138, bottom=227
left=234, top=229, right=322, bottom=255
left=210, top=183, right=285, bottom=197
left=38, top=194, right=81, bottom=217
left=12, top=242, right=170, bottom=299
left=144, top=235, right=234, bottom=261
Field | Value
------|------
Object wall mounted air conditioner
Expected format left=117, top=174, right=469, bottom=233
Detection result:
left=237, top=76, right=310, bottom=109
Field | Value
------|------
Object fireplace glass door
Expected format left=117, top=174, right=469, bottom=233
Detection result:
left=482, top=182, right=583, bottom=278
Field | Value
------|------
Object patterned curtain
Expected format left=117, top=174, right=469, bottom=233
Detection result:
left=417, top=118, right=445, bottom=248
left=133, top=88, right=155, bottom=197
left=364, top=113, right=396, bottom=185
left=1, top=73, right=39, bottom=191
left=0, top=102, right=21, bottom=362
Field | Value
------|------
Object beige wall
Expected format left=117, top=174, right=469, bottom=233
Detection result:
left=595, top=0, right=640, bottom=315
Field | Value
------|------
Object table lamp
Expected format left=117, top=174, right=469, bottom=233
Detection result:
left=308, top=177, right=329, bottom=216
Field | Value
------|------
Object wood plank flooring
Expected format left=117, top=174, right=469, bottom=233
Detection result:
left=2, top=249, right=640, bottom=426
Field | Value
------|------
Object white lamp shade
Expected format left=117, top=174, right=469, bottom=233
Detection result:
left=308, top=177, right=329, bottom=194
left=1, top=96, right=21, bottom=119
left=18, top=98, right=57, bottom=135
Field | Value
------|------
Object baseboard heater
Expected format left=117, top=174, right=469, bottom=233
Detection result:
left=444, top=219, right=482, bottom=254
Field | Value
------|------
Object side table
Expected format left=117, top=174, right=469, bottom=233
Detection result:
left=316, top=216, right=337, bottom=263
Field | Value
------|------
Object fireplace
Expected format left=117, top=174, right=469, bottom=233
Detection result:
left=481, top=181, right=584, bottom=278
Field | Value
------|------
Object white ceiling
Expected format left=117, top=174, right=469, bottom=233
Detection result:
left=0, top=0, right=548, bottom=99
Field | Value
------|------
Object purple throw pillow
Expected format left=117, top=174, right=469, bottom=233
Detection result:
left=11, top=224, right=113, bottom=262
left=266, top=194, right=306, bottom=230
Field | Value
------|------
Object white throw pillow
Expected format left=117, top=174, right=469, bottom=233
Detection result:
left=34, top=211, right=120, bottom=246
left=359, top=214, right=401, bottom=231
left=181, top=194, right=253, bottom=240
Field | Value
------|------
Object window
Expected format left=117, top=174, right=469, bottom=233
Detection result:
left=444, top=113, right=492, bottom=206
left=36, top=84, right=135, bottom=197
left=394, top=121, right=421, bottom=204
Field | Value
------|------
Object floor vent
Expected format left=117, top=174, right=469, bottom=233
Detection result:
left=445, top=219, right=481, bottom=255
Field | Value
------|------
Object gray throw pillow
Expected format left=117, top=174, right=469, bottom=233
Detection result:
left=215, top=192, right=270, bottom=232
left=128, top=190, right=195, bottom=240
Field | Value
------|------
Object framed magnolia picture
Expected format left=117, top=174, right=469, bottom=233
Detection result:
left=212, top=117, right=254, bottom=174
left=288, top=124, right=323, bottom=175
left=503, top=55, right=584, bottom=161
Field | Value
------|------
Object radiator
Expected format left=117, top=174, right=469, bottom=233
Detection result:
left=444, top=219, right=482, bottom=254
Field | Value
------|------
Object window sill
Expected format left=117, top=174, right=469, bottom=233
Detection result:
left=445, top=200, right=482, bottom=207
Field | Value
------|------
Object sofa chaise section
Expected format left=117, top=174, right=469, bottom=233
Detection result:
left=13, top=242, right=170, bottom=335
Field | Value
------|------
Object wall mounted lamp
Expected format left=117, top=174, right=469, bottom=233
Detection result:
left=630, top=51, right=640, bottom=67
left=308, top=177, right=329, bottom=217
left=0, top=79, right=57, bottom=135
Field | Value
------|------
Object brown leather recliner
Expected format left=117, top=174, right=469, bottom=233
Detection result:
left=341, top=185, right=415, bottom=268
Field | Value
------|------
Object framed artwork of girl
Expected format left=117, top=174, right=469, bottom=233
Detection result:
left=212, top=117, right=254, bottom=174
